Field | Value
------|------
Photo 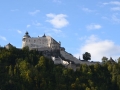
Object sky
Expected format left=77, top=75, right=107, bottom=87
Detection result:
left=0, top=0, right=120, bottom=61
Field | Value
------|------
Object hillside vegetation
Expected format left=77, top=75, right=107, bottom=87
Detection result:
left=0, top=46, right=120, bottom=90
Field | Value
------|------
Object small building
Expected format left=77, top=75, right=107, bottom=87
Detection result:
left=5, top=43, right=14, bottom=49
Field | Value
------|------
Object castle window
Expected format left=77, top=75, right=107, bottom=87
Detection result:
left=34, top=40, right=36, bottom=43
left=23, top=38, right=25, bottom=41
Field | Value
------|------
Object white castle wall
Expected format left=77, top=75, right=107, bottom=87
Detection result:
left=51, top=56, right=69, bottom=66
left=22, top=34, right=60, bottom=50
left=60, top=50, right=81, bottom=64
left=22, top=36, right=51, bottom=49
left=60, top=50, right=99, bottom=65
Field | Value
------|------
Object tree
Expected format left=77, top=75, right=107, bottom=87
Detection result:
left=102, top=56, right=108, bottom=63
left=83, top=52, right=91, bottom=61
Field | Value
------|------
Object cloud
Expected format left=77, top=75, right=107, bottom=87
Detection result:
left=46, top=13, right=69, bottom=28
left=79, top=36, right=87, bottom=41
left=29, top=10, right=40, bottom=15
left=103, top=3, right=109, bottom=5
left=101, top=16, right=109, bottom=20
left=74, top=35, right=120, bottom=61
left=27, top=25, right=31, bottom=28
left=44, top=28, right=66, bottom=37
left=102, top=1, right=120, bottom=12
left=17, top=30, right=22, bottom=34
left=102, top=14, right=120, bottom=24
left=0, top=36, right=7, bottom=41
left=86, top=23, right=102, bottom=30
left=112, top=14, right=120, bottom=23
left=111, top=7, right=120, bottom=11
left=33, top=21, right=41, bottom=26
left=11, top=9, right=18, bottom=12
left=110, top=1, right=120, bottom=5
left=52, top=29, right=62, bottom=33
left=82, top=8, right=94, bottom=12
left=45, top=28, right=62, bottom=34
left=103, top=1, right=120, bottom=5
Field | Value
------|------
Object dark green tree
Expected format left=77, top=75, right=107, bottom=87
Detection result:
left=83, top=52, right=91, bottom=61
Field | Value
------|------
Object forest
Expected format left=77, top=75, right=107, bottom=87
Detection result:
left=0, top=46, right=120, bottom=90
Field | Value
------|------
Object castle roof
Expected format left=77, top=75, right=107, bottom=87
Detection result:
left=6, top=43, right=13, bottom=47
left=42, top=33, right=46, bottom=37
left=23, top=31, right=31, bottom=38
left=5, top=43, right=14, bottom=49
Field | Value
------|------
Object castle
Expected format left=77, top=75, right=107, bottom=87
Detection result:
left=5, top=32, right=100, bottom=70
left=21, top=32, right=100, bottom=70
left=22, top=32, right=61, bottom=51
left=5, top=32, right=116, bottom=70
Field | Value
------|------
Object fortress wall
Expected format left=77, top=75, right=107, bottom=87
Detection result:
left=60, top=50, right=81, bottom=64
left=51, top=56, right=69, bottom=66
left=22, top=37, right=51, bottom=49
left=51, top=56, right=62, bottom=64
left=22, top=36, right=60, bottom=50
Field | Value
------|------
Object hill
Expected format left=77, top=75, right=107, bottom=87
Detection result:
left=0, top=46, right=120, bottom=90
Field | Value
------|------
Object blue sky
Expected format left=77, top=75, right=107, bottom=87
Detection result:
left=1, top=0, right=120, bottom=61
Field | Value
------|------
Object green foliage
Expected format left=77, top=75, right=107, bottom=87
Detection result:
left=0, top=47, right=120, bottom=90
left=83, top=52, right=91, bottom=61
left=102, top=56, right=108, bottom=63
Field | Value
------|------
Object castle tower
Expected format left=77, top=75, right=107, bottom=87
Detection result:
left=42, top=33, right=46, bottom=37
left=22, top=31, right=31, bottom=48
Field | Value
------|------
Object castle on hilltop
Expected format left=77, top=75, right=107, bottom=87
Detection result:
left=22, top=31, right=62, bottom=51
left=22, top=32, right=100, bottom=70
left=5, top=32, right=100, bottom=70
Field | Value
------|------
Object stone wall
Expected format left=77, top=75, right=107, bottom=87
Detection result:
left=22, top=36, right=60, bottom=50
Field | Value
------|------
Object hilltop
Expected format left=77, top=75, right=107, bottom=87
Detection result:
left=0, top=47, right=120, bottom=90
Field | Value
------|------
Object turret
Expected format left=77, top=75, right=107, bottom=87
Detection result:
left=42, top=33, right=46, bottom=37
left=5, top=43, right=14, bottom=49
left=59, top=41, right=61, bottom=46
left=22, top=31, right=31, bottom=48
left=22, top=31, right=31, bottom=41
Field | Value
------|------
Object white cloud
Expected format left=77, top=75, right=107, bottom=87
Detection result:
left=79, top=36, right=87, bottom=41
left=101, top=16, right=109, bottom=20
left=74, top=35, right=120, bottom=61
left=102, top=14, right=120, bottom=23
left=103, top=3, right=109, bottom=5
left=27, top=25, right=31, bottom=28
left=33, top=21, right=41, bottom=26
left=86, top=23, right=102, bottom=30
left=29, top=10, right=40, bottom=15
left=17, top=30, right=22, bottom=34
left=44, top=28, right=66, bottom=37
left=102, top=1, right=120, bottom=12
left=75, top=33, right=78, bottom=36
left=52, top=29, right=62, bottom=33
left=110, top=1, right=120, bottom=5
left=112, top=14, right=120, bottom=23
left=111, top=7, right=120, bottom=11
left=46, top=13, right=69, bottom=28
left=0, top=36, right=7, bottom=41
left=82, top=8, right=94, bottom=12
left=103, top=1, right=120, bottom=5
left=11, top=9, right=18, bottom=12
